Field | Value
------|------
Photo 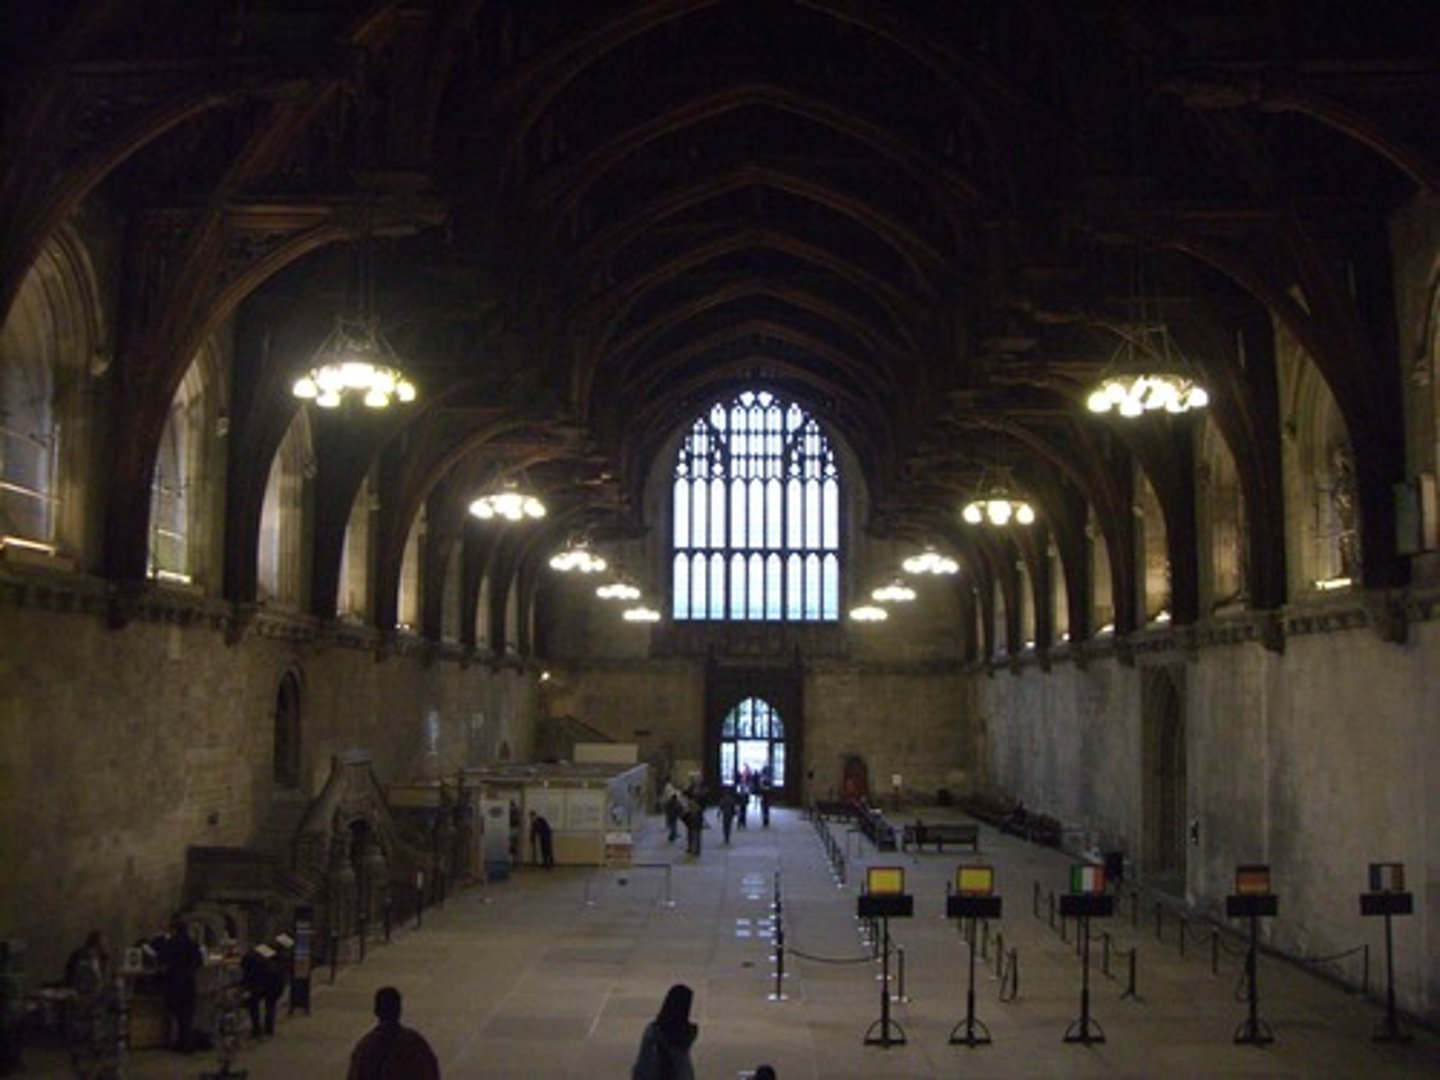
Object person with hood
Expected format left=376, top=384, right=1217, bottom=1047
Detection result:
left=631, top=983, right=698, bottom=1080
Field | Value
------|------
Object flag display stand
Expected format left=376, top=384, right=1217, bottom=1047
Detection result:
left=946, top=865, right=1002, bottom=1047
left=858, top=867, right=913, bottom=1048
left=1227, top=864, right=1278, bottom=1046
left=1360, top=862, right=1413, bottom=1044
left=1060, top=864, right=1113, bottom=1045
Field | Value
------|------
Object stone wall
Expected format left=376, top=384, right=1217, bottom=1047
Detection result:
left=0, top=593, right=537, bottom=983
left=980, top=615, right=1440, bottom=1025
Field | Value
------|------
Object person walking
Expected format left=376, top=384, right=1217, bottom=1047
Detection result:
left=718, top=787, right=737, bottom=844
left=529, top=811, right=555, bottom=868
left=683, top=798, right=704, bottom=856
left=347, top=986, right=440, bottom=1080
left=631, top=983, right=698, bottom=1080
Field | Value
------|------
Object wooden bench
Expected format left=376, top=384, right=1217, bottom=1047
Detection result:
left=901, top=821, right=980, bottom=853
left=857, top=806, right=898, bottom=850
left=811, top=800, right=857, bottom=822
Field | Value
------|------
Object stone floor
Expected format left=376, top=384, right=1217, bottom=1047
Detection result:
left=18, top=807, right=1440, bottom=1078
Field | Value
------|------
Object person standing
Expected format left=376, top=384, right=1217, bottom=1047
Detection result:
left=240, top=943, right=284, bottom=1038
left=529, top=811, right=555, bottom=868
left=631, top=983, right=697, bottom=1080
left=155, top=916, right=202, bottom=1052
left=683, top=798, right=703, bottom=856
left=347, top=986, right=440, bottom=1080
left=664, top=787, right=682, bottom=843
left=759, top=782, right=772, bottom=828
left=736, top=783, right=749, bottom=829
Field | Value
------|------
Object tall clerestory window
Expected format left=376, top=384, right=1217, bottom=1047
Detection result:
left=672, top=389, right=839, bottom=621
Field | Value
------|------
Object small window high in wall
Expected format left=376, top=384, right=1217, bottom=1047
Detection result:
left=672, top=390, right=840, bottom=621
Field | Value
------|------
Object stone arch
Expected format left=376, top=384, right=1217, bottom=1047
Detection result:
left=0, top=221, right=107, bottom=563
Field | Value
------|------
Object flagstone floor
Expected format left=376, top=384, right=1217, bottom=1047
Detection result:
left=18, top=806, right=1440, bottom=1078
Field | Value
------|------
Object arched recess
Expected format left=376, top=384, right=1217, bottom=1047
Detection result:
left=1196, top=414, right=1247, bottom=612
left=1136, top=465, right=1170, bottom=623
left=257, top=410, right=314, bottom=608
left=1277, top=317, right=1359, bottom=594
left=1089, top=506, right=1115, bottom=634
left=1141, top=664, right=1187, bottom=889
left=337, top=470, right=377, bottom=623
left=273, top=669, right=303, bottom=791
left=397, top=506, right=425, bottom=632
left=1048, top=539, right=1070, bottom=642
left=705, top=654, right=804, bottom=805
left=0, top=222, right=106, bottom=565
left=148, top=339, right=227, bottom=590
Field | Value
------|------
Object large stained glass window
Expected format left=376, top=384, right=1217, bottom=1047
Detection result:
left=672, top=390, right=839, bottom=621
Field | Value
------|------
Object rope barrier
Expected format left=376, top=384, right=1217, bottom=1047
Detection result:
left=999, top=946, right=1020, bottom=1002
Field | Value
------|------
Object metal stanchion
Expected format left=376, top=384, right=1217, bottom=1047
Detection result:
left=1211, top=930, right=1219, bottom=975
left=1123, top=947, right=1138, bottom=1000
left=1179, top=915, right=1188, bottom=957
left=329, top=932, right=339, bottom=984
left=384, top=898, right=392, bottom=944
left=895, top=946, right=908, bottom=1003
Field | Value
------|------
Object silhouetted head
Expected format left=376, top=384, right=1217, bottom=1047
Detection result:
left=656, top=983, right=694, bottom=1041
left=754, top=1066, right=777, bottom=1080
left=374, top=986, right=402, bottom=1024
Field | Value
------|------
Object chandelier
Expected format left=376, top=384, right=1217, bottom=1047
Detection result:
left=596, top=580, right=642, bottom=601
left=1086, top=323, right=1209, bottom=417
left=962, top=469, right=1035, bottom=527
left=293, top=213, right=416, bottom=409
left=1086, top=240, right=1208, bottom=418
left=849, top=604, right=889, bottom=622
left=871, top=579, right=916, bottom=603
left=622, top=605, right=662, bottom=622
left=293, top=317, right=417, bottom=409
left=901, top=548, right=959, bottom=575
left=549, top=540, right=608, bottom=573
left=469, top=480, right=546, bottom=522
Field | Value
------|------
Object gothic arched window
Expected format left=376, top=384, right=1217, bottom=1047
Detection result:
left=672, top=390, right=839, bottom=621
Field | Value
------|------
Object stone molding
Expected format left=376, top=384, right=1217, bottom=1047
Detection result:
left=5, top=561, right=1440, bottom=666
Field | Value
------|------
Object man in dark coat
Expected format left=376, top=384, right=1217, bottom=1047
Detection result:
left=529, top=811, right=555, bottom=868
left=155, top=916, right=202, bottom=1051
left=347, top=986, right=440, bottom=1080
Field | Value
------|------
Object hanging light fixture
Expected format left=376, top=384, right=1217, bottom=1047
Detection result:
left=962, top=468, right=1035, bottom=527
left=901, top=548, right=959, bottom=575
left=1086, top=322, right=1209, bottom=417
left=1086, top=236, right=1208, bottom=418
left=549, top=539, right=608, bottom=573
left=622, top=604, right=662, bottom=623
left=871, top=579, right=917, bottom=603
left=849, top=604, right=889, bottom=622
left=596, top=580, right=642, bottom=601
left=469, top=479, right=546, bottom=522
left=293, top=212, right=416, bottom=409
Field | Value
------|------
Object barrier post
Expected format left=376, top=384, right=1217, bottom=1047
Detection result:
left=329, top=932, right=339, bottom=984
left=1179, top=915, right=1187, bottom=957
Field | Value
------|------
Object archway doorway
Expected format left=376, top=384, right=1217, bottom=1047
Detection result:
left=719, top=697, right=786, bottom=790
left=705, top=656, right=804, bottom=804
left=840, top=755, right=868, bottom=803
left=1142, top=666, right=1187, bottom=891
